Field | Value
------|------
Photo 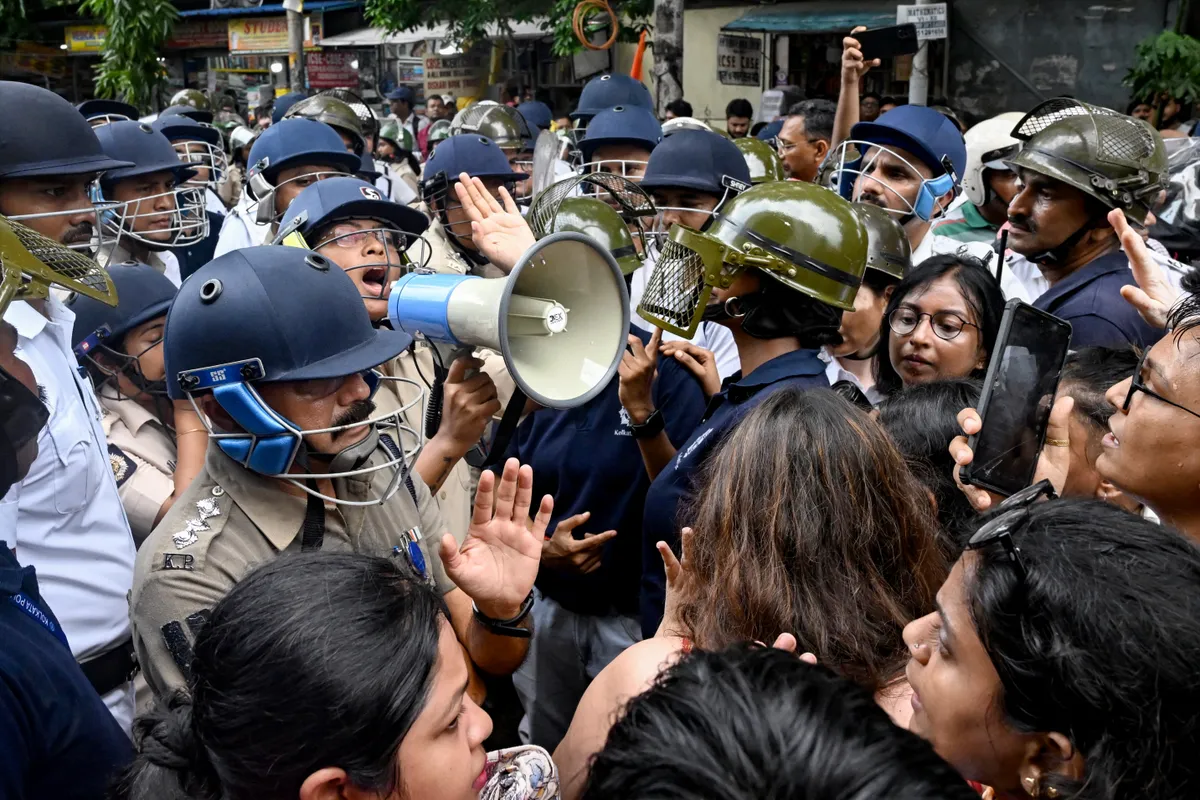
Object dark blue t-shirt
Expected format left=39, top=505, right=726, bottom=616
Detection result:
left=639, top=348, right=830, bottom=636
left=499, top=327, right=707, bottom=616
left=0, top=542, right=132, bottom=800
left=1031, top=249, right=1165, bottom=349
left=174, top=209, right=224, bottom=282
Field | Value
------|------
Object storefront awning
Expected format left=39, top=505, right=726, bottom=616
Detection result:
left=319, top=19, right=549, bottom=47
left=178, top=1, right=361, bottom=18
left=723, top=2, right=898, bottom=34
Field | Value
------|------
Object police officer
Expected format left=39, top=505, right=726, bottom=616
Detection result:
left=376, top=119, right=422, bottom=204
left=77, top=98, right=140, bottom=127
left=577, top=105, right=663, bottom=181
left=0, top=237, right=132, bottom=797
left=283, top=93, right=368, bottom=156
left=420, top=134, right=529, bottom=278
left=630, top=129, right=752, bottom=381
left=386, top=85, right=429, bottom=147
left=569, top=73, right=655, bottom=129
left=69, top=263, right=207, bottom=545
left=450, top=104, right=536, bottom=201
left=831, top=104, right=1032, bottom=304
left=1005, top=99, right=1168, bottom=349
left=278, top=177, right=509, bottom=539
left=0, top=82, right=139, bottom=733
left=733, top=136, right=787, bottom=184
left=91, top=121, right=208, bottom=283
left=132, top=245, right=548, bottom=697
left=821, top=203, right=912, bottom=404
left=427, top=118, right=452, bottom=158
left=931, top=112, right=1024, bottom=245
left=213, top=117, right=360, bottom=258
left=633, top=180, right=869, bottom=635
left=503, top=193, right=708, bottom=749
left=151, top=115, right=227, bottom=280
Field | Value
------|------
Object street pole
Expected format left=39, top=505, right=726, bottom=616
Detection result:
left=287, top=5, right=306, bottom=92
left=908, top=0, right=930, bottom=106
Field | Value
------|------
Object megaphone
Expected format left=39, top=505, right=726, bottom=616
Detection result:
left=387, top=232, right=630, bottom=408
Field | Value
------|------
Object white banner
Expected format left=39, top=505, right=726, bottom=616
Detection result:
left=897, top=3, right=949, bottom=41
left=717, top=34, right=762, bottom=86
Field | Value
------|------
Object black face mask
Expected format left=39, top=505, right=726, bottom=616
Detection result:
left=0, top=366, right=49, bottom=497
left=702, top=278, right=844, bottom=346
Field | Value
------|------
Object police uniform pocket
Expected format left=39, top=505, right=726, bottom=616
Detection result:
left=49, top=424, right=98, bottom=513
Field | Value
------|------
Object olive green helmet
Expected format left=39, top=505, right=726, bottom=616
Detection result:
left=170, top=88, right=210, bottom=111
left=733, top=138, right=786, bottom=184
left=284, top=95, right=366, bottom=155
left=1007, top=98, right=1167, bottom=225
left=528, top=172, right=657, bottom=259
left=449, top=103, right=532, bottom=154
left=0, top=215, right=118, bottom=312
left=317, top=88, right=379, bottom=140
left=378, top=118, right=415, bottom=152
left=638, top=181, right=867, bottom=338
left=853, top=203, right=911, bottom=280
left=532, top=196, right=642, bottom=276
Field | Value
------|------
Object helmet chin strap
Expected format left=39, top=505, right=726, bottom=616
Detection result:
left=1027, top=217, right=1096, bottom=266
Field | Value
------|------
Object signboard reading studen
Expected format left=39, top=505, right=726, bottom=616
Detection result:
left=717, top=34, right=761, bottom=86
left=228, top=15, right=321, bottom=53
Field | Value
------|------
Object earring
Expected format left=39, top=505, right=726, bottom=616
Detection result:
left=1023, top=775, right=1039, bottom=796
left=1046, top=788, right=1059, bottom=799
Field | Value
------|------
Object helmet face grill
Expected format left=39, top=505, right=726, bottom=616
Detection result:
left=1012, top=98, right=1100, bottom=139
left=637, top=235, right=710, bottom=337
left=450, top=105, right=533, bottom=147
left=1095, top=116, right=1157, bottom=164
left=2, top=217, right=118, bottom=303
left=319, top=89, right=379, bottom=138
left=527, top=173, right=655, bottom=238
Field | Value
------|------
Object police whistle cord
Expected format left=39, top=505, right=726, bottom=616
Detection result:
left=424, top=364, right=449, bottom=440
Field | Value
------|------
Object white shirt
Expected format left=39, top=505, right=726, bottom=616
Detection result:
left=819, top=347, right=885, bottom=406
left=97, top=243, right=181, bottom=287
left=213, top=193, right=272, bottom=258
left=911, top=229, right=1034, bottom=304
left=628, top=258, right=741, bottom=381
left=204, top=187, right=226, bottom=217
left=1, top=298, right=136, bottom=733
left=379, top=162, right=418, bottom=205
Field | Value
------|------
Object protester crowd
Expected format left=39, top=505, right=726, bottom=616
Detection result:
left=2, top=22, right=1200, bottom=800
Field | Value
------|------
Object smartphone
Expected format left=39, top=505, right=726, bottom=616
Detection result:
left=855, top=24, right=920, bottom=60
left=961, top=300, right=1072, bottom=497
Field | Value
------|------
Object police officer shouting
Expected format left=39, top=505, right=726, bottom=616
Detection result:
left=278, top=177, right=509, bottom=539
left=132, top=246, right=548, bottom=697
left=0, top=82, right=140, bottom=733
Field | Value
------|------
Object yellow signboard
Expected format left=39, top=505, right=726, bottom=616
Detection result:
left=227, top=15, right=321, bottom=53
left=64, top=24, right=108, bottom=54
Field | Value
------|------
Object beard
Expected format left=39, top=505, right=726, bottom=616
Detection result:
left=331, top=400, right=376, bottom=439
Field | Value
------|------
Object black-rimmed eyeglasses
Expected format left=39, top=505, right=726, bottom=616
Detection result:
left=1122, top=348, right=1200, bottom=421
left=963, top=479, right=1058, bottom=584
left=888, top=307, right=979, bottom=341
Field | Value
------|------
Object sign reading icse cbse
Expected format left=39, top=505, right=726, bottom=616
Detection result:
left=717, top=34, right=761, bottom=86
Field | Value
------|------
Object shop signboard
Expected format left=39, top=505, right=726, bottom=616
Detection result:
left=228, top=15, right=321, bottom=53
left=64, top=24, right=107, bottom=53
left=424, top=48, right=486, bottom=98
left=167, top=19, right=228, bottom=50
left=896, top=3, right=948, bottom=41
left=717, top=34, right=761, bottom=86
left=308, top=51, right=359, bottom=88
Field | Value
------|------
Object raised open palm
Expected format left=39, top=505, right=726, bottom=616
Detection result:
left=452, top=173, right=536, bottom=274
left=439, top=457, right=552, bottom=617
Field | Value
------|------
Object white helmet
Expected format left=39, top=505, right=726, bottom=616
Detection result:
left=962, top=112, right=1025, bottom=207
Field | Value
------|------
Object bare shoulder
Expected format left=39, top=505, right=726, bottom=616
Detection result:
left=554, top=637, right=684, bottom=800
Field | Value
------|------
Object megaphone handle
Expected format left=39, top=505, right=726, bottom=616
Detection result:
left=424, top=343, right=477, bottom=440
left=464, top=387, right=528, bottom=469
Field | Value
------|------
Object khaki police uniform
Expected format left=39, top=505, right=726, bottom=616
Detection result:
left=377, top=343, right=516, bottom=541
left=99, top=393, right=177, bottom=547
left=95, top=243, right=182, bottom=286
left=421, top=215, right=508, bottom=280
left=392, top=160, right=420, bottom=199
left=130, top=443, right=457, bottom=698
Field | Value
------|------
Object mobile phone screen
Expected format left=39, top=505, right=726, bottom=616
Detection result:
left=963, top=301, right=1072, bottom=497
left=854, top=24, right=920, bottom=60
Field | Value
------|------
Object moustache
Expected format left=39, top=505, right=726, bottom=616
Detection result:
left=62, top=222, right=95, bottom=245
left=331, top=400, right=376, bottom=439
left=1008, top=214, right=1036, bottom=233
left=858, top=191, right=889, bottom=209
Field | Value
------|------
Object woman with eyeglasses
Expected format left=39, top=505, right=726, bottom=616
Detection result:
left=875, top=255, right=1005, bottom=397
left=904, top=496, right=1200, bottom=799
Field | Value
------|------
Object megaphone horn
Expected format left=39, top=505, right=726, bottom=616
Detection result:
left=387, top=232, right=631, bottom=409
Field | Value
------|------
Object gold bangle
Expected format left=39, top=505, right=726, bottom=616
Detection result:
left=1044, top=438, right=1069, bottom=447
left=177, top=428, right=208, bottom=436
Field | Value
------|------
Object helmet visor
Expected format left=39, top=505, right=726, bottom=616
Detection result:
left=310, top=224, right=433, bottom=300
left=100, top=185, right=210, bottom=249
left=637, top=225, right=735, bottom=338
left=832, top=140, right=928, bottom=220
left=173, top=139, right=229, bottom=188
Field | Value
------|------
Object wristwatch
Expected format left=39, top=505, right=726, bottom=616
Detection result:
left=629, top=408, right=665, bottom=439
left=472, top=591, right=535, bottom=638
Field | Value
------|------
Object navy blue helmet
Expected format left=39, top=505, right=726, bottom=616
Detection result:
left=77, top=99, right=140, bottom=126
left=578, top=105, right=663, bottom=171
left=245, top=118, right=361, bottom=223
left=571, top=74, right=653, bottom=123
left=0, top=81, right=132, bottom=180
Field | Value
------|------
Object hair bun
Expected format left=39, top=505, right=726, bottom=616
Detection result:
left=135, top=693, right=200, bottom=771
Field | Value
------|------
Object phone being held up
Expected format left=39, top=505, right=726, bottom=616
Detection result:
left=960, top=299, right=1072, bottom=498
left=853, top=24, right=921, bottom=61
